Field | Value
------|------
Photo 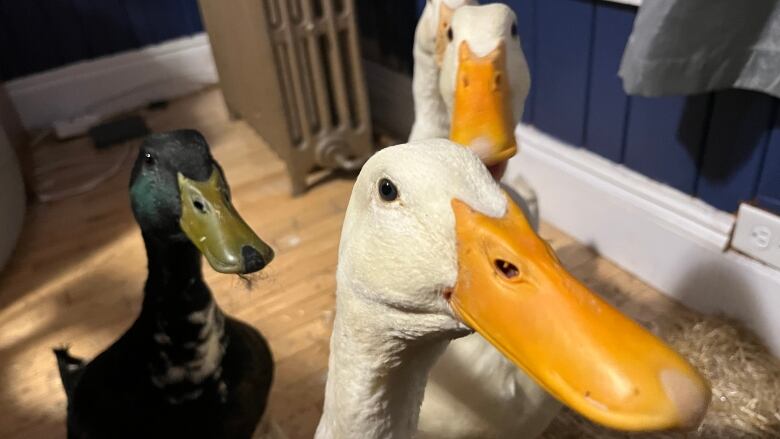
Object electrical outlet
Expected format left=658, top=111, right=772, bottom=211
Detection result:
left=731, top=203, right=780, bottom=270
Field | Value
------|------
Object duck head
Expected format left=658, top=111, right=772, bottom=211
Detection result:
left=129, top=130, right=274, bottom=274
left=340, top=140, right=709, bottom=431
left=439, top=4, right=530, bottom=167
left=416, top=0, right=476, bottom=65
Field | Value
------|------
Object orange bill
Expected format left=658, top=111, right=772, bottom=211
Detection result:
left=448, top=196, right=711, bottom=431
left=450, top=41, right=516, bottom=167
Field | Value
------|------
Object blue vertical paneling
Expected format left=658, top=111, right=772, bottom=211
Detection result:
left=505, top=0, right=537, bottom=124
left=1, top=0, right=58, bottom=78
left=73, top=0, right=139, bottom=58
left=623, top=95, right=710, bottom=194
left=533, top=0, right=594, bottom=146
left=415, top=0, right=426, bottom=18
left=757, top=112, right=780, bottom=214
left=41, top=0, right=91, bottom=70
left=584, top=2, right=634, bottom=162
left=0, top=0, right=204, bottom=81
left=124, top=0, right=196, bottom=47
left=183, top=0, right=204, bottom=32
left=696, top=90, right=774, bottom=212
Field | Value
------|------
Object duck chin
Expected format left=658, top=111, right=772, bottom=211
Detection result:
left=435, top=316, right=474, bottom=342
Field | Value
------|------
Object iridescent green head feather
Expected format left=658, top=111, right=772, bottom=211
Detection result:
left=129, top=130, right=274, bottom=274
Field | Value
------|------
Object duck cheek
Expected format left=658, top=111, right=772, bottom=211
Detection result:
left=130, top=174, right=180, bottom=233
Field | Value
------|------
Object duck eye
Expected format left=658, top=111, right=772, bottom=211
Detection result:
left=447, top=27, right=453, bottom=42
left=378, top=178, right=398, bottom=202
left=511, top=23, right=518, bottom=37
left=144, top=152, right=155, bottom=166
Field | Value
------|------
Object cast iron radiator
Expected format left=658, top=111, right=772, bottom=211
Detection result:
left=199, top=0, right=373, bottom=195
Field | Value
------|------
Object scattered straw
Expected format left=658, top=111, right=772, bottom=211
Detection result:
left=235, top=270, right=272, bottom=291
left=542, top=313, right=780, bottom=439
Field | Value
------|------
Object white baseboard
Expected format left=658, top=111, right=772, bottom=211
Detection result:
left=6, top=33, right=218, bottom=130
left=508, top=125, right=780, bottom=356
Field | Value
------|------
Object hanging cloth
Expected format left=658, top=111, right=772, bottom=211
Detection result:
left=619, top=0, right=780, bottom=98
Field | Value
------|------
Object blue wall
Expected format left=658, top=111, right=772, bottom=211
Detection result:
left=502, top=0, right=780, bottom=214
left=0, top=0, right=203, bottom=81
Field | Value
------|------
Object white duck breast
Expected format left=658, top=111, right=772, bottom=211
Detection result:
left=417, top=333, right=560, bottom=439
left=316, top=140, right=709, bottom=439
left=410, top=0, right=475, bottom=141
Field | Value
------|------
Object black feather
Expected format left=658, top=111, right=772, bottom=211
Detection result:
left=55, top=131, right=275, bottom=439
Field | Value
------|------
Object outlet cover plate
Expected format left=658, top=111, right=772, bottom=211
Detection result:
left=731, top=204, right=780, bottom=270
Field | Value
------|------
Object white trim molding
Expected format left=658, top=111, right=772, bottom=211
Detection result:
left=508, top=125, right=780, bottom=356
left=6, top=33, right=218, bottom=130
left=603, top=0, right=641, bottom=7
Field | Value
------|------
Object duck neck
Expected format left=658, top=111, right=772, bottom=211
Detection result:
left=142, top=234, right=212, bottom=312
left=316, top=288, right=449, bottom=439
left=139, top=234, right=228, bottom=403
left=410, top=21, right=449, bottom=141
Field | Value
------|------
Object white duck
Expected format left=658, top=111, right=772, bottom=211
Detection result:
left=420, top=6, right=549, bottom=438
left=315, top=140, right=709, bottom=439
left=439, top=4, right=530, bottom=178
left=409, top=0, right=475, bottom=141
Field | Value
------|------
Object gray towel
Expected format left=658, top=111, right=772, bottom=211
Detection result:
left=619, top=0, right=780, bottom=98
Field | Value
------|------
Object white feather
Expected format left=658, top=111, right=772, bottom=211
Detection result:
left=151, top=301, right=225, bottom=388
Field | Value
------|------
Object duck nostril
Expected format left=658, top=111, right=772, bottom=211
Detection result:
left=241, top=245, right=267, bottom=273
left=494, top=259, right=519, bottom=279
left=193, top=200, right=207, bottom=213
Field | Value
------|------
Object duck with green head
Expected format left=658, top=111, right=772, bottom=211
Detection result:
left=54, top=130, right=277, bottom=439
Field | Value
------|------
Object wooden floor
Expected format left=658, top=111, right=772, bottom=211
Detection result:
left=0, top=88, right=699, bottom=439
